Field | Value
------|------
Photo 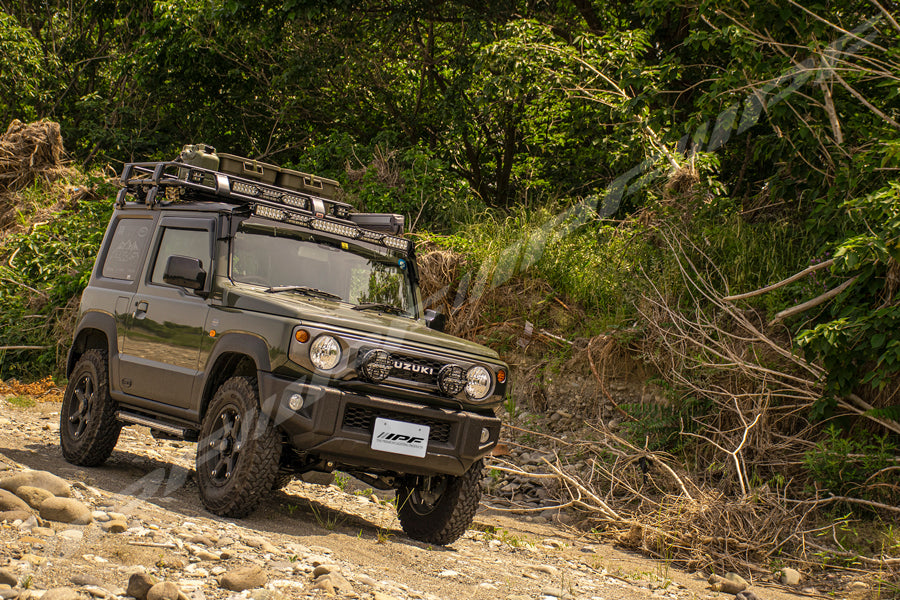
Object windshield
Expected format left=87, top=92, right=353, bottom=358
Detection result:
left=230, top=223, right=416, bottom=317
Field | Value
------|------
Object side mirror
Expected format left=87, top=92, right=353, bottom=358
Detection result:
left=163, top=255, right=207, bottom=291
left=424, top=309, right=446, bottom=332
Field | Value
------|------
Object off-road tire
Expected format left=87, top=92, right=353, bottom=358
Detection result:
left=272, top=473, right=293, bottom=490
left=196, top=376, right=281, bottom=517
left=397, top=459, right=484, bottom=545
left=60, top=349, right=121, bottom=466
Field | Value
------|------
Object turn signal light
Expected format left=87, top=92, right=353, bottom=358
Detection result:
left=295, top=329, right=310, bottom=343
left=497, top=369, right=506, bottom=384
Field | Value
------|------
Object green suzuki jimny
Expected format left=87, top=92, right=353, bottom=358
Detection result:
left=60, top=146, right=508, bottom=544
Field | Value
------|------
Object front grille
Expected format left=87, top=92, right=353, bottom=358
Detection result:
left=358, top=347, right=443, bottom=387
left=388, top=355, right=442, bottom=385
left=342, top=404, right=452, bottom=443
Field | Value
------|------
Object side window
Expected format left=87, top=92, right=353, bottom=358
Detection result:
left=101, top=218, right=152, bottom=281
left=150, top=227, right=212, bottom=285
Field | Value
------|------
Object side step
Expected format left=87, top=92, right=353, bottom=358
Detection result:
left=116, top=411, right=197, bottom=441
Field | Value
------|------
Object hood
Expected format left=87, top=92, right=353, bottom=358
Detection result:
left=221, top=282, right=500, bottom=361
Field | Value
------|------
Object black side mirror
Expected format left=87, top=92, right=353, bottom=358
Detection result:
left=424, top=309, right=446, bottom=332
left=163, top=255, right=207, bottom=291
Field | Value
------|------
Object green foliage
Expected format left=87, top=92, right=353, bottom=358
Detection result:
left=0, top=176, right=116, bottom=379
left=804, top=425, right=899, bottom=505
left=797, top=183, right=900, bottom=408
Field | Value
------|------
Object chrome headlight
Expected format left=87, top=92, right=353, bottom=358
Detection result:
left=309, top=335, right=341, bottom=370
left=465, top=366, right=492, bottom=400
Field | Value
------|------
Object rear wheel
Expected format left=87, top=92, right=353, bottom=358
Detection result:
left=60, top=349, right=121, bottom=466
left=396, top=459, right=483, bottom=545
left=196, top=376, right=280, bottom=517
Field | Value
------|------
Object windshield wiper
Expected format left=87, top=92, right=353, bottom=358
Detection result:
left=266, top=285, right=343, bottom=300
left=352, top=302, right=406, bottom=316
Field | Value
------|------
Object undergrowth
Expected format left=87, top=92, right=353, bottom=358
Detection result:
left=0, top=174, right=116, bottom=379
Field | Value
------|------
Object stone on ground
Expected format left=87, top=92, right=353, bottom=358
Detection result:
left=38, top=497, right=92, bottom=525
left=0, top=471, right=71, bottom=497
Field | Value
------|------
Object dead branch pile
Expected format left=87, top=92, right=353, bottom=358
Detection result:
left=489, top=425, right=900, bottom=580
left=0, top=119, right=70, bottom=229
left=485, top=225, right=899, bottom=583
left=0, top=119, right=67, bottom=193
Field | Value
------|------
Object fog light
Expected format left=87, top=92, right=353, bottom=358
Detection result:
left=288, top=394, right=304, bottom=411
left=359, top=349, right=392, bottom=382
left=480, top=428, right=491, bottom=444
left=438, top=364, right=466, bottom=396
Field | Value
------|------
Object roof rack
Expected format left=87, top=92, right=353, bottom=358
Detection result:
left=116, top=161, right=411, bottom=254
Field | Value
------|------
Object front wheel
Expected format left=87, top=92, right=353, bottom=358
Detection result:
left=196, top=376, right=280, bottom=517
left=396, top=459, right=484, bottom=545
left=60, top=349, right=121, bottom=466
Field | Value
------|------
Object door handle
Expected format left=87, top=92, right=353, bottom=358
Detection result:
left=134, top=301, right=149, bottom=318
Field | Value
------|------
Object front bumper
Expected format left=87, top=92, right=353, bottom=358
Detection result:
left=259, top=372, right=500, bottom=477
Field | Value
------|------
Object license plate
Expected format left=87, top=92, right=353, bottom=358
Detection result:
left=370, top=417, right=429, bottom=458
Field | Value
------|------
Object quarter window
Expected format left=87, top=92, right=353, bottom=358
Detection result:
left=101, top=218, right=152, bottom=281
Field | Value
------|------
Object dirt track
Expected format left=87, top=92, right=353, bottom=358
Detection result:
left=0, top=397, right=814, bottom=600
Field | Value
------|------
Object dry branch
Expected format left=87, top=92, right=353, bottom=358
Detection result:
left=769, top=276, right=858, bottom=325
left=723, top=258, right=834, bottom=301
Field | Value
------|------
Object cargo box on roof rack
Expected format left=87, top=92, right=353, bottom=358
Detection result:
left=217, top=153, right=341, bottom=200
left=178, top=144, right=342, bottom=201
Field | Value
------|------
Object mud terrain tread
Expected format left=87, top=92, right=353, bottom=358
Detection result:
left=60, top=349, right=121, bottom=466
left=397, top=459, right=483, bottom=546
left=196, top=376, right=281, bottom=518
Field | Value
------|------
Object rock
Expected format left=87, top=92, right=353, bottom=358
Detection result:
left=848, top=581, right=869, bottom=590
left=186, top=535, right=213, bottom=547
left=249, top=591, right=282, bottom=600
left=779, top=567, right=802, bottom=585
left=192, top=550, right=220, bottom=562
left=312, top=577, right=334, bottom=595
left=91, top=511, right=110, bottom=522
left=0, top=510, right=33, bottom=523
left=102, top=519, right=127, bottom=533
left=220, top=566, right=266, bottom=592
left=39, top=497, right=92, bottom=525
left=311, top=565, right=338, bottom=578
left=0, top=489, right=32, bottom=513
left=146, top=582, right=180, bottom=600
left=372, top=593, right=403, bottom=600
left=71, top=574, right=104, bottom=587
left=529, top=565, right=558, bottom=576
left=708, top=573, right=747, bottom=594
left=0, top=590, right=18, bottom=600
left=540, top=586, right=574, bottom=600
left=355, top=575, right=377, bottom=587
left=31, top=527, right=54, bottom=537
left=736, top=592, right=760, bottom=600
left=0, top=471, right=71, bottom=498
left=801, top=587, right=817, bottom=594
left=14, top=487, right=54, bottom=511
left=313, top=573, right=352, bottom=595
left=59, top=529, right=84, bottom=542
left=439, top=570, right=459, bottom=578
left=40, top=588, right=81, bottom=600
left=0, top=569, right=17, bottom=587
left=127, top=573, right=158, bottom=600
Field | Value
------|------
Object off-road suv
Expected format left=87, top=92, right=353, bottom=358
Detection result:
left=61, top=146, right=508, bottom=545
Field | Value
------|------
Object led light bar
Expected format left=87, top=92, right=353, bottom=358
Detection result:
left=310, top=218, right=360, bottom=239
left=120, top=161, right=411, bottom=253
left=233, top=180, right=260, bottom=196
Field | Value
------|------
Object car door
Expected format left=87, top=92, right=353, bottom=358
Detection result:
left=118, top=216, right=215, bottom=408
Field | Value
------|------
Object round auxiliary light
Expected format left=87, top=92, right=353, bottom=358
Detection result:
left=496, top=369, right=507, bottom=384
left=438, top=364, right=466, bottom=396
left=295, top=329, right=310, bottom=343
left=359, top=349, right=393, bottom=382
left=309, top=335, right=341, bottom=370
left=465, top=366, right=492, bottom=400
